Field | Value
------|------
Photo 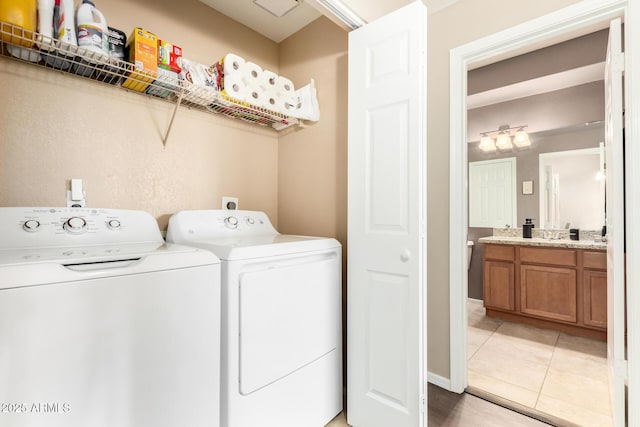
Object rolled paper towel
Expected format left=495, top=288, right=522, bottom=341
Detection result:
left=262, top=88, right=279, bottom=112
left=260, top=69, right=279, bottom=91
left=222, top=74, right=248, bottom=102
left=275, top=76, right=295, bottom=98
left=277, top=95, right=297, bottom=115
left=219, top=53, right=246, bottom=77
left=245, top=82, right=264, bottom=107
left=243, top=61, right=263, bottom=86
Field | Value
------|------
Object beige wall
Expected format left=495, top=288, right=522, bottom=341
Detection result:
left=278, top=18, right=348, bottom=243
left=0, top=0, right=281, bottom=230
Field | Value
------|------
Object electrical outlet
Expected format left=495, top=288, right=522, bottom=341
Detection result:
left=222, top=196, right=238, bottom=210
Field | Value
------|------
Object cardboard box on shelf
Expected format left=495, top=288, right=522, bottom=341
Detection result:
left=122, top=27, right=158, bottom=92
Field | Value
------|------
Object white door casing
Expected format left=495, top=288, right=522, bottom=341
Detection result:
left=448, top=2, right=638, bottom=413
left=347, top=2, right=427, bottom=427
left=468, top=158, right=516, bottom=228
left=604, top=17, right=626, bottom=427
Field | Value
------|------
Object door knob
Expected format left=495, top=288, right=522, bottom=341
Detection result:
left=400, top=249, right=411, bottom=263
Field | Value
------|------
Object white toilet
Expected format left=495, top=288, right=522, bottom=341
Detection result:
left=467, top=240, right=474, bottom=269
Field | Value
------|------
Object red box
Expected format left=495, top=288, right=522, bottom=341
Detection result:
left=157, top=40, right=182, bottom=73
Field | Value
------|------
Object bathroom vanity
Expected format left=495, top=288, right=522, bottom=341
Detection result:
left=479, top=235, right=607, bottom=340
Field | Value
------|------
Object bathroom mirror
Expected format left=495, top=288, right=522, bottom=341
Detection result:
left=539, top=145, right=605, bottom=229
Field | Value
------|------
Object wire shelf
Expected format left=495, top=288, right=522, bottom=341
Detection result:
left=0, top=21, right=299, bottom=132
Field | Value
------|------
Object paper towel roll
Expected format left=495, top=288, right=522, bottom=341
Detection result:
left=246, top=82, right=265, bottom=107
left=275, top=76, right=295, bottom=97
left=222, top=74, right=248, bottom=101
left=260, top=69, right=279, bottom=91
left=262, top=88, right=279, bottom=112
left=220, top=53, right=246, bottom=76
left=243, top=61, right=263, bottom=86
left=276, top=95, right=297, bottom=115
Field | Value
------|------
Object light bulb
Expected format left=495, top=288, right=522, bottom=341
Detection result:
left=479, top=134, right=496, bottom=151
left=513, top=128, right=530, bottom=147
left=495, top=132, right=512, bottom=149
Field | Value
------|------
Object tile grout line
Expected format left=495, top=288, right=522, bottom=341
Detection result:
left=534, top=331, right=561, bottom=409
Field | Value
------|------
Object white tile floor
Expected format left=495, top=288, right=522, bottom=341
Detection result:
left=467, top=300, right=613, bottom=427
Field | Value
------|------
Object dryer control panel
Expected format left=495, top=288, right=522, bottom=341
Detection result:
left=167, top=210, right=278, bottom=241
left=0, top=207, right=163, bottom=250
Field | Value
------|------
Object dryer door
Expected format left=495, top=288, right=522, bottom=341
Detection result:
left=237, top=250, right=341, bottom=395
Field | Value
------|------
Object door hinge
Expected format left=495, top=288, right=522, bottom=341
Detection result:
left=420, top=395, right=425, bottom=413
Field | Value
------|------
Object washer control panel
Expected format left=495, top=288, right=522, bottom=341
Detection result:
left=0, top=207, right=163, bottom=250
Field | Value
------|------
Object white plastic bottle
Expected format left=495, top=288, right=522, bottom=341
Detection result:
left=36, top=0, right=55, bottom=51
left=44, top=0, right=77, bottom=69
left=76, top=0, right=108, bottom=56
left=57, top=0, right=77, bottom=47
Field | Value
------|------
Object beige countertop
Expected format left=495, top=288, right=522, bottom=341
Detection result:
left=478, top=235, right=607, bottom=250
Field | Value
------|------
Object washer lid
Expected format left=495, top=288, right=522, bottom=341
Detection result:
left=183, top=234, right=341, bottom=260
left=0, top=243, right=219, bottom=290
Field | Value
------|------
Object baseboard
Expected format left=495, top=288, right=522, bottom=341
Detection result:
left=427, top=371, right=452, bottom=391
left=467, top=297, right=483, bottom=305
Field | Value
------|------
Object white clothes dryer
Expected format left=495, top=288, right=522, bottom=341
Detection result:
left=166, top=210, right=342, bottom=427
left=0, top=207, right=221, bottom=427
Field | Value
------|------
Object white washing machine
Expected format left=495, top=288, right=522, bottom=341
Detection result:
left=0, top=207, right=221, bottom=427
left=166, top=210, right=342, bottom=427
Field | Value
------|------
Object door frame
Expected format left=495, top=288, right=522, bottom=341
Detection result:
left=448, top=1, right=640, bottom=424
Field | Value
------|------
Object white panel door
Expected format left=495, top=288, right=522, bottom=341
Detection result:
left=468, top=158, right=516, bottom=228
left=605, top=17, right=626, bottom=427
left=347, top=2, right=427, bottom=427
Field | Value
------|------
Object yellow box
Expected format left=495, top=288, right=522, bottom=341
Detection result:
left=122, top=27, right=158, bottom=92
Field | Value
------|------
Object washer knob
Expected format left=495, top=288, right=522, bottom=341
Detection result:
left=107, top=219, right=121, bottom=230
left=63, top=216, right=87, bottom=234
left=224, top=216, right=239, bottom=229
left=23, top=219, right=40, bottom=232
left=246, top=217, right=255, bottom=225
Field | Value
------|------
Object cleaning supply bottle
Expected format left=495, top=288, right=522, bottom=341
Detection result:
left=44, top=0, right=76, bottom=69
left=0, top=0, right=37, bottom=47
left=36, top=0, right=54, bottom=50
left=76, top=0, right=108, bottom=55
left=75, top=0, right=108, bottom=77
left=523, top=218, right=534, bottom=239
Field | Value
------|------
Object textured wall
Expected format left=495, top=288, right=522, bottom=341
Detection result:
left=0, top=0, right=280, bottom=230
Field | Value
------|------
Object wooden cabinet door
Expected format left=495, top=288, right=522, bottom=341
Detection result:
left=583, top=269, right=607, bottom=329
left=483, top=260, right=515, bottom=311
left=520, top=264, right=577, bottom=322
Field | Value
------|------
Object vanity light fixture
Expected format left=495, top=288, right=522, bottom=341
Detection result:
left=477, top=124, right=530, bottom=152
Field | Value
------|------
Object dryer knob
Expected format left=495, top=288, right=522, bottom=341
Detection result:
left=107, top=219, right=121, bottom=230
left=224, top=216, right=239, bottom=229
left=63, top=216, right=87, bottom=234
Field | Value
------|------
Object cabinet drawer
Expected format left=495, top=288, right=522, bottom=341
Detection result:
left=520, top=247, right=577, bottom=267
left=484, top=244, right=515, bottom=262
left=583, top=250, right=607, bottom=270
